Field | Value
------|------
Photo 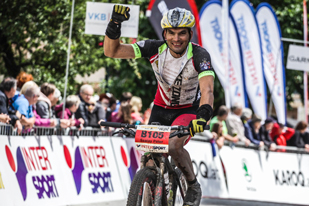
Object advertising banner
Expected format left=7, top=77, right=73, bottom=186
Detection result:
left=0, top=135, right=126, bottom=206
left=85, top=2, right=140, bottom=38
left=125, top=138, right=144, bottom=180
left=219, top=147, right=265, bottom=201
left=287, top=44, right=309, bottom=71
left=185, top=140, right=228, bottom=198
left=199, top=0, right=247, bottom=107
left=260, top=151, right=309, bottom=205
left=110, top=136, right=131, bottom=197
left=1, top=136, right=68, bottom=206
left=230, top=0, right=267, bottom=120
left=60, top=136, right=125, bottom=205
left=146, top=0, right=201, bottom=45
left=256, top=3, right=287, bottom=124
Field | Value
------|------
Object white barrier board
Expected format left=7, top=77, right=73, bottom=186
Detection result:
left=0, top=136, right=126, bottom=206
left=185, top=140, right=228, bottom=198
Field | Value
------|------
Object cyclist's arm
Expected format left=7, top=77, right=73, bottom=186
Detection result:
left=104, top=36, right=135, bottom=59
left=199, top=75, right=214, bottom=107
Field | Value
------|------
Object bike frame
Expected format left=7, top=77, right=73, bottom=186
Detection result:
left=99, top=121, right=193, bottom=205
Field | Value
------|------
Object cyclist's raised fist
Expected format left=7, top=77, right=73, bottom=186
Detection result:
left=111, top=5, right=130, bottom=23
left=189, top=118, right=207, bottom=137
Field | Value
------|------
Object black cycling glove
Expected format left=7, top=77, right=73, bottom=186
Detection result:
left=106, top=5, right=130, bottom=39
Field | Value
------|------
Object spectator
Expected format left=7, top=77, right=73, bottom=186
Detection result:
left=226, top=103, right=250, bottom=146
left=13, top=81, right=39, bottom=129
left=244, top=114, right=264, bottom=147
left=270, top=123, right=295, bottom=148
left=114, top=92, right=132, bottom=112
left=34, top=83, right=70, bottom=128
left=51, top=88, right=61, bottom=107
left=130, top=96, right=144, bottom=124
left=87, top=96, right=105, bottom=128
left=241, top=108, right=252, bottom=124
left=98, top=93, right=110, bottom=112
left=111, top=102, right=132, bottom=123
left=211, top=122, right=225, bottom=149
left=16, top=71, right=33, bottom=92
left=106, top=96, right=117, bottom=121
left=287, top=121, right=309, bottom=151
left=0, top=77, right=22, bottom=133
left=36, top=83, right=56, bottom=119
left=75, top=84, right=94, bottom=127
left=210, top=105, right=238, bottom=143
left=55, top=95, right=84, bottom=127
left=259, top=117, right=276, bottom=150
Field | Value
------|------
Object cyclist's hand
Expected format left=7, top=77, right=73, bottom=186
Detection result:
left=189, top=118, right=207, bottom=137
left=111, top=5, right=130, bottom=23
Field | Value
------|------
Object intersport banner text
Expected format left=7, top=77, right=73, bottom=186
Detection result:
left=230, top=0, right=267, bottom=120
left=256, top=3, right=287, bottom=124
left=199, top=0, right=247, bottom=108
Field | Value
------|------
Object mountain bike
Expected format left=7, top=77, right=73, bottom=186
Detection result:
left=100, top=121, right=206, bottom=206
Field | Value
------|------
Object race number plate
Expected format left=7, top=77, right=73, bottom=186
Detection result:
left=135, top=125, right=171, bottom=153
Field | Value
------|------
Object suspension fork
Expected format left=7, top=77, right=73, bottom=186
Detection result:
left=166, top=157, right=185, bottom=200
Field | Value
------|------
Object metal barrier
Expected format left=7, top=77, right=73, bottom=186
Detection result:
left=0, top=122, right=308, bottom=154
left=0, top=123, right=114, bottom=137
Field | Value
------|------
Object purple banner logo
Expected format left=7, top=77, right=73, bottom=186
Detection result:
left=63, top=145, right=114, bottom=195
left=5, top=145, right=58, bottom=201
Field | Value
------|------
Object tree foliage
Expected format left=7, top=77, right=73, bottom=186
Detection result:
left=0, top=0, right=308, bottom=112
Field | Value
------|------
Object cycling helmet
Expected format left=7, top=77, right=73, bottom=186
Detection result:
left=161, top=7, right=195, bottom=29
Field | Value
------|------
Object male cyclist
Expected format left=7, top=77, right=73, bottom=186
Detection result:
left=104, top=5, right=214, bottom=206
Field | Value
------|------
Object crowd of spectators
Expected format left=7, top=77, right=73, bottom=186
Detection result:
left=1, top=72, right=308, bottom=152
left=0, top=72, right=153, bottom=134
left=210, top=102, right=309, bottom=152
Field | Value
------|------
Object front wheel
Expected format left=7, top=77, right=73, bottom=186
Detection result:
left=126, top=167, right=157, bottom=206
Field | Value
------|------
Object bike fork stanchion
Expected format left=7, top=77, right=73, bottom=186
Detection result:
left=154, top=167, right=163, bottom=206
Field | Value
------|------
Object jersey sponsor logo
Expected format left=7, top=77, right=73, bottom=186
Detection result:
left=199, top=59, right=211, bottom=71
left=171, top=72, right=183, bottom=106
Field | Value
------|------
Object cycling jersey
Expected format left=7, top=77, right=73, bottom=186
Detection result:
left=131, top=40, right=215, bottom=109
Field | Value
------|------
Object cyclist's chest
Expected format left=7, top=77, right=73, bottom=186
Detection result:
left=151, top=54, right=198, bottom=87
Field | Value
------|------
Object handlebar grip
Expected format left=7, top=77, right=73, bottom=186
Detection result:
left=99, top=121, right=135, bottom=128
left=205, top=125, right=210, bottom=130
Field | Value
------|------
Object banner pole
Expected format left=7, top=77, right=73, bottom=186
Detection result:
left=62, top=0, right=76, bottom=119
left=222, top=0, right=230, bottom=108
left=303, top=0, right=308, bottom=123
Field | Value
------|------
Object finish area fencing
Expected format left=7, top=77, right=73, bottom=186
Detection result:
left=0, top=124, right=308, bottom=206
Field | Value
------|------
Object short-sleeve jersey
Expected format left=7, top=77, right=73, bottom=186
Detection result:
left=131, top=40, right=215, bottom=109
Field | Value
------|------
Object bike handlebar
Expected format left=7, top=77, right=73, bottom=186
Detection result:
left=99, top=121, right=210, bottom=132
left=99, top=121, right=136, bottom=128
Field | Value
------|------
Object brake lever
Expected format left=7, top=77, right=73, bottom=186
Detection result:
left=112, top=128, right=136, bottom=137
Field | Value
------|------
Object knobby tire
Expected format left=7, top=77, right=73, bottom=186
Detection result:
left=126, top=167, right=157, bottom=206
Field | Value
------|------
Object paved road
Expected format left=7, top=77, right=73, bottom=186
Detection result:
left=82, top=198, right=298, bottom=206
left=200, top=198, right=297, bottom=206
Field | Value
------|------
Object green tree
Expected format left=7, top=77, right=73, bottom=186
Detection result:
left=0, top=0, right=308, bottom=113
